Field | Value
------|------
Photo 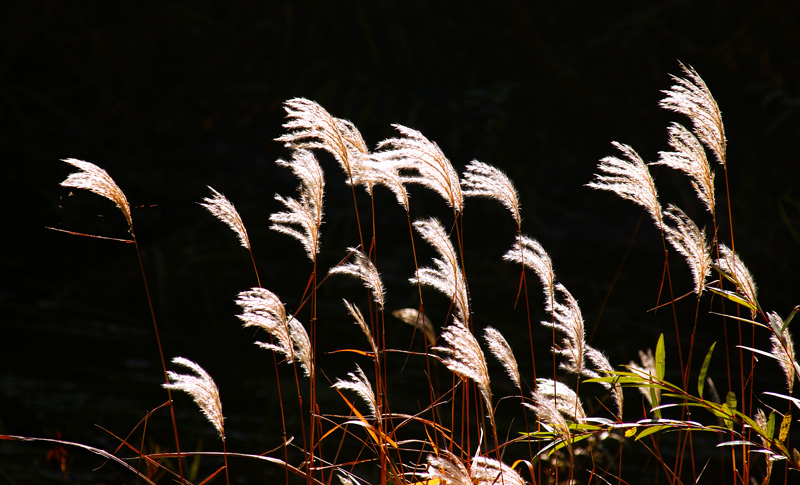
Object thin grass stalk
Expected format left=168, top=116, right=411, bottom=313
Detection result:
left=402, top=210, right=448, bottom=455
left=453, top=213, right=473, bottom=461
left=516, top=251, right=538, bottom=466
left=202, top=187, right=285, bottom=478
left=59, top=160, right=185, bottom=481
left=308, top=263, right=319, bottom=484
left=132, top=240, right=185, bottom=480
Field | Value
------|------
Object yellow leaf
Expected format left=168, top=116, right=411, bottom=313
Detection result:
left=779, top=410, right=792, bottom=443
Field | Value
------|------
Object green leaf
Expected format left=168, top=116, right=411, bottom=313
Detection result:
left=783, top=305, right=800, bottom=329
left=635, top=425, right=668, bottom=441
left=726, top=391, right=738, bottom=411
left=720, top=391, right=738, bottom=430
left=655, top=334, right=665, bottom=382
left=650, top=385, right=662, bottom=419
left=722, top=403, right=734, bottom=430
left=767, top=411, right=776, bottom=441
left=697, top=342, right=716, bottom=399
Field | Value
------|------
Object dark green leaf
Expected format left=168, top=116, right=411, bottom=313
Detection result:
left=767, top=411, right=776, bottom=441
left=698, top=342, right=716, bottom=399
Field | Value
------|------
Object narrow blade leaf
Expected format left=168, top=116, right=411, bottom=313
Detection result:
left=698, top=342, right=716, bottom=399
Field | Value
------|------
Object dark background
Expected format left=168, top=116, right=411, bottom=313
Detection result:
left=2, top=1, right=799, bottom=483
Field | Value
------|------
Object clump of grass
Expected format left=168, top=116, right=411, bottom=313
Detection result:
left=34, top=63, right=800, bottom=485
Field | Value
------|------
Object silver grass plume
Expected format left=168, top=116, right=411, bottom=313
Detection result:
left=287, top=320, right=312, bottom=376
left=376, top=124, right=463, bottom=213
left=660, top=63, right=726, bottom=167
left=411, top=218, right=470, bottom=321
left=270, top=149, right=325, bottom=261
left=392, top=308, right=436, bottom=346
left=587, top=142, right=662, bottom=227
left=767, top=312, right=798, bottom=393
left=652, top=123, right=716, bottom=214
left=60, top=158, right=132, bottom=229
left=484, top=327, right=521, bottom=390
left=276, top=98, right=368, bottom=180
left=544, top=284, right=588, bottom=377
left=532, top=379, right=585, bottom=421
left=526, top=378, right=585, bottom=440
left=235, top=287, right=312, bottom=377
left=715, top=244, right=759, bottom=317
left=585, top=346, right=623, bottom=417
left=503, top=234, right=555, bottom=311
left=420, top=451, right=526, bottom=485
left=470, top=456, right=527, bottom=485
left=663, top=205, right=711, bottom=295
left=329, top=247, right=386, bottom=310
left=332, top=365, right=379, bottom=423
left=357, top=155, right=411, bottom=210
left=629, top=348, right=659, bottom=406
left=420, top=450, right=525, bottom=485
left=343, top=299, right=378, bottom=361
left=461, top=160, right=521, bottom=226
left=335, top=472, right=357, bottom=485
left=280, top=99, right=410, bottom=209
left=200, top=186, right=250, bottom=249
left=435, top=319, right=492, bottom=415
left=163, top=357, right=225, bottom=439
left=421, top=451, right=470, bottom=485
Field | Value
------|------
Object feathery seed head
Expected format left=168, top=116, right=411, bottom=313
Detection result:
left=434, top=319, right=492, bottom=413
left=343, top=300, right=378, bottom=360
left=332, top=365, right=379, bottom=422
left=653, top=123, right=716, bottom=214
left=585, top=346, right=623, bottom=417
left=660, top=63, right=726, bottom=167
left=276, top=148, right=325, bottom=211
left=461, top=160, right=521, bottom=226
left=235, top=287, right=313, bottom=376
left=526, top=378, right=584, bottom=441
left=163, top=357, right=225, bottom=439
left=484, top=326, right=521, bottom=390
left=356, top=155, right=412, bottom=210
left=663, top=205, right=711, bottom=295
left=543, top=284, right=587, bottom=377
left=587, top=142, right=662, bottom=227
left=60, top=158, right=132, bottom=229
left=503, top=234, right=555, bottom=311
left=715, top=244, right=759, bottom=317
left=421, top=451, right=471, bottom=485
left=470, top=456, right=527, bottom=485
left=767, top=312, right=797, bottom=393
left=532, top=378, right=586, bottom=422
left=200, top=186, right=250, bottom=249
left=411, top=218, right=470, bottom=321
left=421, top=452, right=526, bottom=485
left=377, top=124, right=463, bottom=213
left=329, top=248, right=386, bottom=310
left=270, top=149, right=325, bottom=261
left=286, top=320, right=313, bottom=377
left=392, top=308, right=436, bottom=346
left=276, top=98, right=367, bottom=179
